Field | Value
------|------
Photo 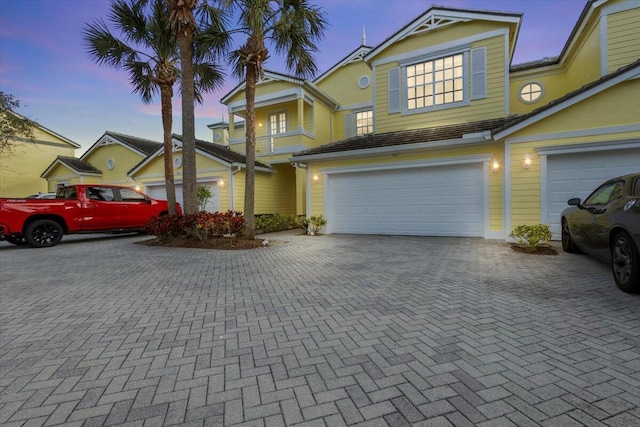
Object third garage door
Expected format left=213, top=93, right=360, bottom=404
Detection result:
left=546, top=148, right=640, bottom=237
left=326, top=162, right=485, bottom=237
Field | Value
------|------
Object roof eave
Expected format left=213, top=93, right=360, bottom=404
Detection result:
left=292, top=135, right=494, bottom=162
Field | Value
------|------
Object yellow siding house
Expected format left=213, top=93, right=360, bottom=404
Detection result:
left=284, top=0, right=639, bottom=239
left=0, top=113, right=80, bottom=197
left=41, top=131, right=161, bottom=190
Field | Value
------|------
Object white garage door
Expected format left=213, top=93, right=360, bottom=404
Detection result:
left=547, top=148, right=640, bottom=237
left=327, top=163, right=485, bottom=237
left=145, top=182, right=220, bottom=212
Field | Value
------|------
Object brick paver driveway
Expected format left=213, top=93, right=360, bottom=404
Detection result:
left=2, top=231, right=640, bottom=426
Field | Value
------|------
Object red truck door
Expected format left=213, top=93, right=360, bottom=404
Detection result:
left=83, top=186, right=121, bottom=230
left=116, top=188, right=156, bottom=228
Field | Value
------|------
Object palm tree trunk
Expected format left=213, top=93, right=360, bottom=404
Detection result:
left=159, top=83, right=177, bottom=215
left=178, top=32, right=197, bottom=214
left=244, top=60, right=257, bottom=239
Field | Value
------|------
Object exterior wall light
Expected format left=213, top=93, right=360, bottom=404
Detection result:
left=313, top=174, right=319, bottom=182
left=218, top=179, right=224, bottom=187
left=524, top=154, right=531, bottom=170
left=492, top=160, right=500, bottom=173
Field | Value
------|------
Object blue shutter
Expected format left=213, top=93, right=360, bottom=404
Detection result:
left=471, top=47, right=486, bottom=100
left=388, top=67, right=401, bottom=113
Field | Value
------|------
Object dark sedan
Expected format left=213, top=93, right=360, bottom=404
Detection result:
left=561, top=173, right=640, bottom=292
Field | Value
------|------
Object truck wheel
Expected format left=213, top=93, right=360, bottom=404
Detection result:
left=5, top=234, right=27, bottom=245
left=25, top=220, right=63, bottom=248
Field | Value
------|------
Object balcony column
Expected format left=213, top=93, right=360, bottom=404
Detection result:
left=297, top=98, right=304, bottom=132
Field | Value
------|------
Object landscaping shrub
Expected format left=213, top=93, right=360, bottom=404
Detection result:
left=510, top=224, right=552, bottom=249
left=297, top=215, right=327, bottom=235
left=145, top=211, right=245, bottom=240
left=254, top=213, right=298, bottom=233
left=197, top=185, right=213, bottom=212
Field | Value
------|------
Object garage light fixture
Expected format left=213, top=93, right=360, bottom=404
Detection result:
left=313, top=174, right=319, bottom=182
left=492, top=160, right=500, bottom=173
left=218, top=179, right=224, bottom=187
left=524, top=154, right=531, bottom=170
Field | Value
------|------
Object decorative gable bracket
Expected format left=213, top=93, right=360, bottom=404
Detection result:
left=400, top=15, right=471, bottom=41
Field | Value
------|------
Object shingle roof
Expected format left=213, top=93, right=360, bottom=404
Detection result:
left=55, top=156, right=102, bottom=174
left=292, top=116, right=516, bottom=157
left=172, top=135, right=271, bottom=169
left=104, top=131, right=161, bottom=155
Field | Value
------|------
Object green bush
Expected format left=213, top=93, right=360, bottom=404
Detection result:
left=254, top=214, right=298, bottom=233
left=197, top=185, right=213, bottom=211
left=297, top=215, right=327, bottom=235
left=510, top=224, right=552, bottom=248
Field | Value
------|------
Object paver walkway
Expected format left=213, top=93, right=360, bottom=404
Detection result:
left=1, top=231, right=640, bottom=426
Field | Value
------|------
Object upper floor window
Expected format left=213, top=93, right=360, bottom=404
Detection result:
left=406, top=53, right=464, bottom=110
left=269, top=112, right=287, bottom=135
left=519, top=82, right=544, bottom=103
left=356, top=110, right=373, bottom=135
left=389, top=47, right=484, bottom=115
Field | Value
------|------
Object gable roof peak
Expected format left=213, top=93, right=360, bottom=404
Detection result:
left=365, top=5, right=521, bottom=63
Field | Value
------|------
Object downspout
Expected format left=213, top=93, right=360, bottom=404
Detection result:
left=229, top=164, right=241, bottom=211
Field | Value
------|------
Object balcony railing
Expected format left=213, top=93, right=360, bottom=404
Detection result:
left=231, top=131, right=313, bottom=156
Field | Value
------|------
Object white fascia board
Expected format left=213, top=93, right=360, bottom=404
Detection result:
left=196, top=150, right=233, bottom=168
left=9, top=110, right=80, bottom=148
left=128, top=151, right=161, bottom=177
left=228, top=84, right=338, bottom=113
left=505, top=124, right=640, bottom=145
left=319, top=153, right=493, bottom=175
left=365, top=9, right=518, bottom=63
left=535, top=138, right=640, bottom=155
left=230, top=162, right=274, bottom=174
left=292, top=136, right=493, bottom=162
left=315, top=46, right=372, bottom=85
left=336, top=101, right=374, bottom=112
left=220, top=71, right=303, bottom=104
left=370, top=28, right=509, bottom=68
left=494, top=67, right=640, bottom=140
left=81, top=133, right=147, bottom=160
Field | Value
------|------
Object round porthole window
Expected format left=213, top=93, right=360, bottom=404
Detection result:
left=358, top=75, right=370, bottom=89
left=519, top=82, right=544, bottom=103
left=174, top=156, right=182, bottom=168
left=214, top=132, right=222, bottom=141
left=107, top=158, right=115, bottom=170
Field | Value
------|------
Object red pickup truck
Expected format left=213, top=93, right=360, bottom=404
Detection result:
left=0, top=184, right=180, bottom=248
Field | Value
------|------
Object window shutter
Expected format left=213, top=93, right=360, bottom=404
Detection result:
left=471, top=47, right=486, bottom=100
left=388, top=67, right=401, bottom=113
left=345, top=113, right=354, bottom=138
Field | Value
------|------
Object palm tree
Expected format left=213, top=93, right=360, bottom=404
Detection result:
left=84, top=0, right=179, bottom=214
left=167, top=0, right=231, bottom=214
left=168, top=0, right=198, bottom=214
left=220, top=0, right=327, bottom=239
left=84, top=0, right=228, bottom=215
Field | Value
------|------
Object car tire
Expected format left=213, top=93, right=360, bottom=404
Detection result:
left=611, top=231, right=640, bottom=293
left=25, top=219, right=63, bottom=248
left=4, top=234, right=27, bottom=245
left=561, top=219, right=580, bottom=253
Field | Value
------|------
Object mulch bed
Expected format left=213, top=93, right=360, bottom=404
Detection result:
left=509, top=243, right=558, bottom=255
left=138, top=236, right=268, bottom=250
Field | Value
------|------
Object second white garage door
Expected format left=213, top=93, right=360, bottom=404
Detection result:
left=326, top=162, right=485, bottom=237
left=145, top=182, right=220, bottom=212
left=546, top=147, right=640, bottom=237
